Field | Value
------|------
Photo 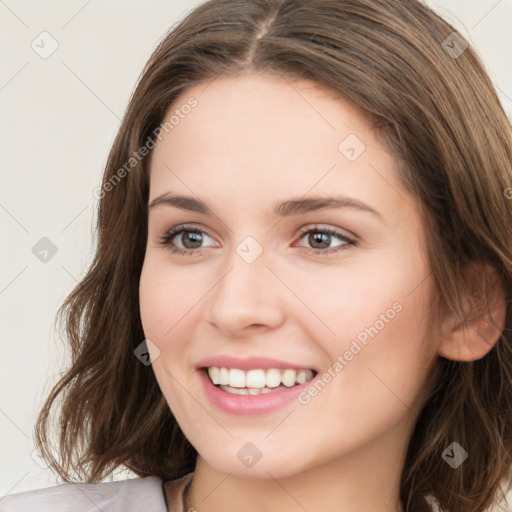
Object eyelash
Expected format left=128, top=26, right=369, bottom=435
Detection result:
left=158, top=223, right=356, bottom=257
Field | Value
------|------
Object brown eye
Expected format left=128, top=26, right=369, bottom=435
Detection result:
left=160, top=224, right=215, bottom=256
left=172, top=230, right=204, bottom=249
left=296, top=225, right=356, bottom=256
left=306, top=231, right=331, bottom=249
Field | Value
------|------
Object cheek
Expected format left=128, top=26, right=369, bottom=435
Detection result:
left=288, top=250, right=430, bottom=348
left=300, top=245, right=435, bottom=402
left=139, top=259, right=198, bottom=413
left=138, top=258, right=198, bottom=408
left=139, top=255, right=195, bottom=339
left=318, top=278, right=436, bottom=426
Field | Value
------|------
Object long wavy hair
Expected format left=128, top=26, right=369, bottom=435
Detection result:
left=34, top=0, right=512, bottom=510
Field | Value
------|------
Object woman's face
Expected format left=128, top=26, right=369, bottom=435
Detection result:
left=139, top=71, right=439, bottom=479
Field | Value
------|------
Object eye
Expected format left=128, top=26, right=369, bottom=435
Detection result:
left=294, top=224, right=355, bottom=256
left=159, top=223, right=356, bottom=257
left=159, top=223, right=216, bottom=256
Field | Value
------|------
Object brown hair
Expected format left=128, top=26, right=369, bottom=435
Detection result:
left=34, top=0, right=512, bottom=510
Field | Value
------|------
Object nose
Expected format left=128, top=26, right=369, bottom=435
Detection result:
left=206, top=244, right=285, bottom=337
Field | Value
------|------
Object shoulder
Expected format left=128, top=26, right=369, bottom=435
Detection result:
left=0, top=475, right=167, bottom=512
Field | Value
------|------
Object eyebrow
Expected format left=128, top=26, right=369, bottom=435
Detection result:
left=148, top=193, right=381, bottom=218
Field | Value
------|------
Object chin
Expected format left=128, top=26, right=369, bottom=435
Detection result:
left=198, top=444, right=313, bottom=480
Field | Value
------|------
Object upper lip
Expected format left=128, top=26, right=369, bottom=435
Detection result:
left=196, top=355, right=317, bottom=372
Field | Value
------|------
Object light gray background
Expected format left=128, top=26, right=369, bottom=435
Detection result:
left=1, top=0, right=511, bottom=504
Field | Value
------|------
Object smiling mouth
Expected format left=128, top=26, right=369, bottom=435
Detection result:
left=202, top=366, right=317, bottom=395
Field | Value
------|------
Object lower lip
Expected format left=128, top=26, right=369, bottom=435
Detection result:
left=198, top=368, right=316, bottom=415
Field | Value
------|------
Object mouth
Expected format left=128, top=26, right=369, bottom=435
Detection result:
left=201, top=366, right=318, bottom=396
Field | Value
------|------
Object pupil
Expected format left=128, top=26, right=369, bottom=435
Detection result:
left=184, top=232, right=202, bottom=248
left=310, top=232, right=329, bottom=249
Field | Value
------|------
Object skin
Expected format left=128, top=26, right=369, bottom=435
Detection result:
left=138, top=71, right=503, bottom=512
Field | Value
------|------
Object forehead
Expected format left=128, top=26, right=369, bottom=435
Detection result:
left=165, top=71, right=374, bottom=147
left=147, top=71, right=412, bottom=225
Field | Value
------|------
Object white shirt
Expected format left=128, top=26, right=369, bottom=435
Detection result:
left=0, top=475, right=170, bottom=512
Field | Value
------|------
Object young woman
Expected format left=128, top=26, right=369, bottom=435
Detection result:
left=2, top=0, right=511, bottom=511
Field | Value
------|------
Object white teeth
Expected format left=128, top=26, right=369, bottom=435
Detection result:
left=296, top=369, right=307, bottom=384
left=206, top=366, right=315, bottom=390
left=281, top=369, right=297, bottom=387
left=245, top=369, right=266, bottom=388
left=266, top=368, right=282, bottom=388
left=226, top=386, right=247, bottom=395
left=218, top=367, right=229, bottom=385
left=219, top=384, right=285, bottom=395
left=208, top=366, right=220, bottom=384
left=228, top=368, right=246, bottom=388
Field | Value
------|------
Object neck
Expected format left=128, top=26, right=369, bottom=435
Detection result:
left=186, top=428, right=410, bottom=512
